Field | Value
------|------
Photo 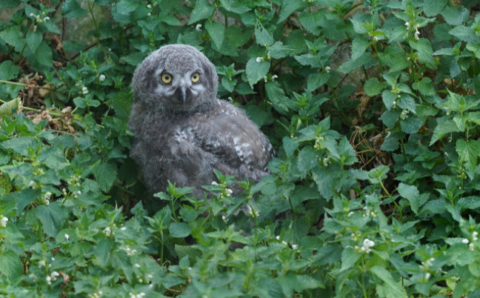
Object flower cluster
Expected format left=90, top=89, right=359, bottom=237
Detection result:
left=88, top=290, right=104, bottom=298
left=405, top=22, right=420, bottom=40
left=462, top=231, right=478, bottom=251
left=42, top=192, right=52, bottom=205
left=400, top=109, right=409, bottom=120
left=355, top=238, right=375, bottom=254
left=129, top=293, right=146, bottom=298
left=29, top=13, right=50, bottom=32
left=46, top=271, right=59, bottom=285
left=121, top=245, right=138, bottom=256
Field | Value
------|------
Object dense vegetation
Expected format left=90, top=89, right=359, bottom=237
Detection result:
left=2, top=0, right=480, bottom=296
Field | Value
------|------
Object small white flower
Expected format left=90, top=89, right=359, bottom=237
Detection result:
left=43, top=16, right=50, bottom=21
left=414, top=29, right=420, bottom=40
left=147, top=274, right=153, bottom=279
left=264, top=76, right=268, bottom=83
left=271, top=75, right=278, bottom=81
left=103, top=227, right=112, bottom=236
left=134, top=263, right=140, bottom=268
left=400, top=109, right=409, bottom=120
left=405, top=22, right=410, bottom=29
left=225, top=188, right=233, bottom=196
left=30, top=13, right=35, bottom=16
left=196, top=24, right=202, bottom=31
left=325, top=66, right=331, bottom=73
left=470, top=243, right=475, bottom=251
left=39, top=260, right=46, bottom=267
left=64, top=234, right=70, bottom=241
left=147, top=4, right=152, bottom=8
left=227, top=97, right=233, bottom=102
left=82, top=86, right=89, bottom=94
left=51, top=271, right=59, bottom=279
left=347, top=211, right=354, bottom=217
left=211, top=181, right=218, bottom=186
left=29, top=181, right=36, bottom=188
left=246, top=205, right=259, bottom=217
left=121, top=226, right=127, bottom=231
left=99, top=74, right=105, bottom=82
left=473, top=231, right=478, bottom=240
left=291, top=244, right=298, bottom=250
left=147, top=13, right=151, bottom=16
left=0, top=216, right=8, bottom=228
left=425, top=272, right=431, bottom=280
left=44, top=199, right=50, bottom=205
left=256, top=57, right=264, bottom=63
left=463, top=238, right=469, bottom=244
left=46, top=276, right=52, bottom=285
left=33, top=25, right=37, bottom=32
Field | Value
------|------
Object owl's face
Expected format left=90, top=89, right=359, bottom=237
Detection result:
left=132, top=44, right=218, bottom=113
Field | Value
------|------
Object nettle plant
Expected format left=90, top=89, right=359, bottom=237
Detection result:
left=2, top=0, right=480, bottom=296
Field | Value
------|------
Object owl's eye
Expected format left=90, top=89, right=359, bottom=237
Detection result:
left=161, top=73, right=172, bottom=84
left=191, top=73, right=200, bottom=83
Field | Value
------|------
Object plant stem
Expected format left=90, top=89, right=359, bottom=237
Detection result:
left=380, top=181, right=402, bottom=218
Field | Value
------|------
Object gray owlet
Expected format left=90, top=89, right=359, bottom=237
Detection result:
left=129, top=44, right=274, bottom=196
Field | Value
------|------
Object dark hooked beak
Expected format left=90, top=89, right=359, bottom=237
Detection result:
left=174, top=86, right=191, bottom=104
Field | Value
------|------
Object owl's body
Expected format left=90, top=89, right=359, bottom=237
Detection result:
left=129, top=45, right=273, bottom=195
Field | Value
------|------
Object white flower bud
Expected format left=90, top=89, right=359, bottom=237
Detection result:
left=195, top=24, right=202, bottom=31
left=256, top=57, right=264, bottom=63
left=0, top=216, right=8, bottom=228
left=99, top=74, right=105, bottom=82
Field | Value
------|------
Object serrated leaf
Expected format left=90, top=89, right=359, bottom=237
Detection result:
left=370, top=266, right=408, bottom=298
left=423, top=0, right=447, bottom=17
left=246, top=58, right=270, bottom=87
left=265, top=81, right=289, bottom=115
left=377, top=45, right=410, bottom=72
left=400, top=115, right=423, bottom=134
left=449, top=26, right=480, bottom=42
left=0, top=0, right=19, bottom=8
left=297, top=146, right=317, bottom=176
left=351, top=37, right=370, bottom=61
left=338, top=137, right=358, bottom=165
left=26, top=31, right=42, bottom=54
left=412, top=77, right=435, bottom=96
left=255, top=22, right=274, bottom=46
left=312, top=165, right=338, bottom=200
left=338, top=52, right=372, bottom=74
left=62, top=0, right=88, bottom=18
left=409, top=39, right=434, bottom=67
left=340, top=247, right=362, bottom=271
left=169, top=222, right=192, bottom=238
left=92, top=162, right=118, bottom=192
left=456, top=139, right=480, bottom=172
left=188, top=0, right=215, bottom=25
left=398, top=183, right=421, bottom=214
left=35, top=202, right=67, bottom=237
left=283, top=137, right=298, bottom=158
left=34, top=43, right=53, bottom=67
left=0, top=60, right=19, bottom=81
left=430, top=119, right=459, bottom=145
left=0, top=27, right=25, bottom=52
left=382, top=90, right=397, bottom=110
left=299, top=11, right=323, bottom=35
left=307, top=72, right=329, bottom=91
left=441, top=5, right=469, bottom=26
left=278, top=0, right=305, bottom=23
left=205, top=21, right=224, bottom=49
left=121, top=52, right=147, bottom=66
left=364, top=78, right=386, bottom=96
left=219, top=0, right=250, bottom=14
left=0, top=250, right=22, bottom=281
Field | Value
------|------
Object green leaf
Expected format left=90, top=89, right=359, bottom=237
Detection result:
left=205, top=21, right=225, bottom=49
left=364, top=78, right=387, bottom=96
left=340, top=247, right=362, bottom=271
left=299, top=11, right=323, bottom=35
left=62, top=0, right=88, bottom=18
left=255, top=22, right=274, bottom=46
left=338, top=137, right=358, bottom=166
left=456, top=139, right=480, bottom=172
left=0, top=27, right=25, bottom=52
left=382, top=90, right=397, bottom=110
left=409, top=39, right=434, bottom=67
left=121, top=52, right=147, bottom=66
left=423, top=0, right=448, bottom=17
left=0, top=61, right=19, bottom=81
left=449, top=26, right=480, bottom=43
left=307, top=73, right=329, bottom=91
left=26, top=31, right=42, bottom=54
left=35, top=202, right=67, bottom=237
left=398, top=183, right=421, bottom=214
left=266, top=81, right=290, bottom=115
left=400, top=115, right=423, bottom=134
left=430, top=119, right=460, bottom=145
left=0, top=250, right=22, bottom=281
left=412, top=77, right=435, bottom=96
left=34, top=42, right=53, bottom=67
left=278, top=0, right=305, bottom=23
left=441, top=5, right=469, bottom=26
left=297, top=146, right=317, bottom=176
left=377, top=45, right=410, bottom=72
left=283, top=137, right=298, bottom=158
left=338, top=52, right=372, bottom=74
left=92, top=162, right=118, bottom=192
left=169, top=222, right=192, bottom=238
left=246, top=58, right=270, bottom=87
left=351, top=37, right=370, bottom=61
left=188, top=0, right=215, bottom=25
left=0, top=0, right=19, bottom=8
left=219, top=0, right=250, bottom=14
left=370, top=266, right=408, bottom=298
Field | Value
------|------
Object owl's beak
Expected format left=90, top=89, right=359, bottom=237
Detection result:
left=181, top=87, right=187, bottom=104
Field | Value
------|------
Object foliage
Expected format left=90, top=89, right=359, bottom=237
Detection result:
left=2, top=0, right=480, bottom=297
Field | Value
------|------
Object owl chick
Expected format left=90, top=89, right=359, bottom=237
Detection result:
left=129, top=44, right=274, bottom=196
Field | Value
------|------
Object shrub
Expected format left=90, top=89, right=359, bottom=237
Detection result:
left=2, top=0, right=480, bottom=297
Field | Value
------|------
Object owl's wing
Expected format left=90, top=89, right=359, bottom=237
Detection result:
left=187, top=103, right=274, bottom=180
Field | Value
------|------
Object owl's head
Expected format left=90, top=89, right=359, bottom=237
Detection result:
left=132, top=44, right=218, bottom=113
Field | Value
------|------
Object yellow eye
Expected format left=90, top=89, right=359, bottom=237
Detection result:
left=161, top=73, right=172, bottom=84
left=191, top=73, right=200, bottom=83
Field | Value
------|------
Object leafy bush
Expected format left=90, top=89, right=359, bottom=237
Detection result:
left=3, top=0, right=480, bottom=297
